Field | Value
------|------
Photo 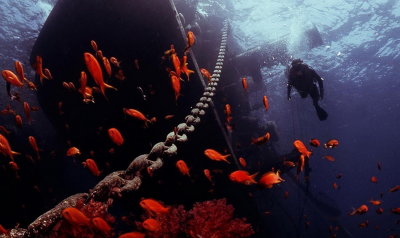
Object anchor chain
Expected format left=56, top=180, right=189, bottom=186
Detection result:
left=3, top=20, right=229, bottom=238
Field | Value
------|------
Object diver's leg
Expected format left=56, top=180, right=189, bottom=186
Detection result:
left=310, top=86, right=328, bottom=120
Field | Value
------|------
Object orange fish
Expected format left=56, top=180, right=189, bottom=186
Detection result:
left=91, top=217, right=111, bottom=235
left=83, top=52, right=116, bottom=97
left=359, top=221, right=368, bottom=228
left=283, top=160, right=296, bottom=167
left=200, top=68, right=211, bottom=82
left=79, top=71, right=87, bottom=96
left=332, top=182, right=339, bottom=190
left=43, top=68, right=53, bottom=80
left=348, top=204, right=368, bottom=215
left=28, top=136, right=40, bottom=159
left=170, top=71, right=181, bottom=101
left=66, top=147, right=81, bottom=156
left=118, top=232, right=145, bottom=238
left=259, top=171, right=284, bottom=188
left=180, top=55, right=194, bottom=81
left=61, top=207, right=90, bottom=226
left=108, top=128, right=124, bottom=146
left=34, top=56, right=48, bottom=83
left=1, top=70, right=24, bottom=87
left=0, top=126, right=11, bottom=135
left=370, top=176, right=378, bottom=183
left=102, top=57, right=112, bottom=77
left=263, top=96, right=269, bottom=111
left=0, top=134, right=19, bottom=161
left=114, top=69, right=126, bottom=81
left=309, top=139, right=320, bottom=147
left=82, top=158, right=101, bottom=176
left=164, top=114, right=175, bottom=120
left=391, top=208, right=400, bottom=214
left=142, top=218, right=161, bottom=232
left=203, top=169, right=213, bottom=182
left=123, top=108, right=151, bottom=127
left=139, top=198, right=169, bottom=215
left=241, top=77, right=248, bottom=90
left=23, top=102, right=31, bottom=124
left=110, top=57, right=121, bottom=68
left=229, top=170, right=258, bottom=185
left=389, top=185, right=400, bottom=192
left=323, top=155, right=335, bottom=162
left=96, top=50, right=103, bottom=59
left=204, top=149, right=230, bottom=163
left=369, top=200, right=382, bottom=206
left=8, top=161, right=19, bottom=171
left=224, top=104, right=232, bottom=123
left=297, top=154, right=306, bottom=174
left=176, top=160, right=190, bottom=177
left=184, top=31, right=196, bottom=53
left=238, top=157, right=247, bottom=167
left=293, top=140, right=312, bottom=158
left=91, top=40, right=98, bottom=52
left=164, top=44, right=176, bottom=56
left=15, top=115, right=23, bottom=128
left=15, top=61, right=27, bottom=83
left=376, top=207, right=384, bottom=214
left=170, top=53, right=181, bottom=77
left=324, top=139, right=339, bottom=148
left=251, top=132, right=270, bottom=145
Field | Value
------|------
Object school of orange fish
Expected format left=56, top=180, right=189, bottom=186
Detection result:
left=0, top=28, right=399, bottom=237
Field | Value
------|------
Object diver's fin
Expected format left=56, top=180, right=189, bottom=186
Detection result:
left=315, top=105, right=328, bottom=121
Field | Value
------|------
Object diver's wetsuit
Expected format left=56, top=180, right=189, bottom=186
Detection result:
left=287, top=61, right=328, bottom=120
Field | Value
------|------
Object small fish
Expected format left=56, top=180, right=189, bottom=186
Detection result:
left=323, top=155, right=335, bottom=162
left=180, top=55, right=194, bottom=81
left=91, top=40, right=98, bottom=52
left=118, top=232, right=145, bottom=238
left=28, top=136, right=40, bottom=159
left=176, top=160, right=190, bottom=177
left=332, top=182, right=339, bottom=190
left=369, top=200, right=382, bottom=206
left=108, top=128, right=124, bottom=146
left=43, top=68, right=53, bottom=80
left=200, top=68, right=211, bottom=82
left=0, top=134, right=19, bottom=161
left=391, top=208, right=400, bottom=214
left=284, top=191, right=289, bottom=199
left=283, top=160, right=296, bottom=167
left=83, top=52, right=116, bottom=97
left=61, top=207, right=90, bottom=226
left=359, top=220, right=368, bottom=228
left=96, top=50, right=103, bottom=59
left=324, top=139, right=339, bottom=149
left=164, top=114, right=175, bottom=120
left=23, top=102, right=31, bottom=124
left=110, top=57, right=121, bottom=68
left=203, top=169, right=213, bottom=182
left=123, top=108, right=151, bottom=127
left=241, top=77, right=248, bottom=90
left=293, top=140, right=312, bottom=158
left=370, top=176, right=378, bottom=183
left=229, top=170, right=258, bottom=185
left=184, top=31, right=196, bottom=53
left=2, top=70, right=24, bottom=89
left=348, top=204, right=368, bottom=215
left=34, top=56, right=48, bottom=83
left=251, top=132, right=270, bottom=145
left=309, top=138, right=320, bottom=147
left=66, top=147, right=81, bottom=157
left=91, top=217, right=111, bottom=235
left=142, top=218, right=161, bottom=232
left=15, top=61, right=27, bottom=83
left=170, top=71, right=181, bottom=101
left=15, top=115, right=23, bottom=128
left=0, top=126, right=11, bottom=135
left=376, top=207, right=384, bottom=214
left=114, top=69, right=126, bottom=81
left=259, top=171, right=284, bottom=188
left=238, top=157, right=247, bottom=167
left=171, top=53, right=181, bottom=77
left=8, top=161, right=19, bottom=171
left=263, top=96, right=269, bottom=111
left=139, top=198, right=169, bottom=215
left=224, top=104, right=232, bottom=123
left=389, top=185, right=400, bottom=192
left=82, top=158, right=101, bottom=176
left=204, top=149, right=230, bottom=163
left=102, top=57, right=112, bottom=77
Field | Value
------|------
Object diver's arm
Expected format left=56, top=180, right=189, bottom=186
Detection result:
left=316, top=76, right=324, bottom=100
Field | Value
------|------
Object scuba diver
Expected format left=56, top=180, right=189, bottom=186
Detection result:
left=286, top=59, right=328, bottom=121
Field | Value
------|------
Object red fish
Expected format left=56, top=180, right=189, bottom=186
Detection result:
left=102, top=57, right=112, bottom=77
left=15, top=115, right=23, bottom=128
left=142, top=218, right=161, bottom=232
left=82, top=158, right=101, bottom=176
left=34, top=56, right=48, bottom=83
left=66, top=147, right=81, bottom=156
left=238, top=157, right=247, bottom=167
left=332, top=182, right=339, bottom=190
left=110, top=57, right=121, bottom=68
left=324, top=139, right=339, bottom=148
left=391, top=208, right=400, bottom=214
left=28, top=136, right=40, bottom=159
left=23, top=102, right=31, bottom=124
left=369, top=200, right=382, bottom=206
left=251, top=132, right=270, bottom=145
left=200, top=68, right=211, bottom=82
left=61, top=207, right=90, bottom=226
left=389, top=185, right=400, bottom=192
left=0, top=126, right=11, bottom=135
left=123, top=108, right=151, bottom=127
left=370, top=176, right=378, bottom=183
left=91, top=40, right=98, bottom=52
left=1, top=70, right=24, bottom=87
left=283, top=160, right=296, bottom=167
left=108, top=128, right=124, bottom=146
left=224, top=104, right=232, bottom=123
left=241, top=77, right=248, bottom=90
left=176, top=160, right=190, bottom=177
left=118, top=232, right=145, bottom=238
left=170, top=71, right=181, bottom=101
left=309, top=138, right=320, bottom=147
left=348, top=204, right=368, bottom=215
left=139, top=198, right=169, bottom=215
left=8, top=161, right=19, bottom=171
left=43, top=68, right=53, bottom=80
left=376, top=207, right=384, bottom=214
left=323, top=155, right=335, bottom=162
left=203, top=169, right=213, bottom=182
left=0, top=134, right=19, bottom=161
left=171, top=53, right=181, bottom=77
left=263, top=96, right=269, bottom=111
left=259, top=171, right=284, bottom=188
left=15, top=61, right=27, bottom=83
left=83, top=52, right=116, bottom=97
left=204, top=149, right=230, bottom=163
left=184, top=31, right=196, bottom=53
left=293, top=140, right=312, bottom=158
left=91, top=217, right=111, bottom=235
left=229, top=170, right=258, bottom=185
